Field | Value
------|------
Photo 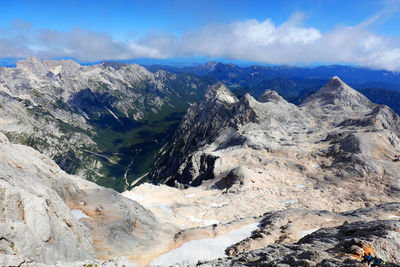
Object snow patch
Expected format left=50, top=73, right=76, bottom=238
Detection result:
left=187, top=216, right=202, bottom=223
left=184, top=193, right=196, bottom=198
left=301, top=228, right=320, bottom=238
left=150, top=223, right=259, bottom=266
left=217, top=92, right=237, bottom=103
left=151, top=203, right=172, bottom=212
left=105, top=107, right=121, bottom=122
left=51, top=65, right=62, bottom=75
left=204, top=219, right=220, bottom=226
left=71, top=209, right=89, bottom=219
left=210, top=202, right=229, bottom=208
left=389, top=214, right=400, bottom=219
left=129, top=172, right=149, bottom=187
left=293, top=184, right=306, bottom=189
left=121, top=191, right=144, bottom=202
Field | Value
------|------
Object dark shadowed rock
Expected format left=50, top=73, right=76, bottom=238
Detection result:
left=200, top=217, right=400, bottom=266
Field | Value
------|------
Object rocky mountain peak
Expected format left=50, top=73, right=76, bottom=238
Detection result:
left=0, top=57, right=216, bottom=192
left=258, top=89, right=285, bottom=103
left=15, top=57, right=44, bottom=69
left=204, top=82, right=238, bottom=104
left=14, top=57, right=81, bottom=78
left=327, top=75, right=344, bottom=87
left=100, top=61, right=128, bottom=70
left=321, top=75, right=362, bottom=97
left=202, top=61, right=227, bottom=71
left=301, top=75, right=374, bottom=111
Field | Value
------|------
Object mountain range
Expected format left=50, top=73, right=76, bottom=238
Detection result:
left=147, top=62, right=400, bottom=89
left=1, top=59, right=400, bottom=195
left=1, top=62, right=400, bottom=266
left=148, top=62, right=400, bottom=113
left=141, top=75, right=400, bottom=265
left=0, top=58, right=215, bottom=191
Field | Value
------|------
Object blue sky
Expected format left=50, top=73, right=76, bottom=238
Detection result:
left=2, top=0, right=397, bottom=38
left=1, top=0, right=400, bottom=70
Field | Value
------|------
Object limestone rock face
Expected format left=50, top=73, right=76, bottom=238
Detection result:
left=301, top=76, right=374, bottom=111
left=150, top=76, right=400, bottom=213
left=0, top=58, right=211, bottom=185
left=258, top=89, right=285, bottom=103
left=0, top=133, right=176, bottom=266
left=2, top=72, right=400, bottom=266
left=0, top=133, right=95, bottom=263
left=127, top=76, right=400, bottom=265
left=150, top=82, right=240, bottom=186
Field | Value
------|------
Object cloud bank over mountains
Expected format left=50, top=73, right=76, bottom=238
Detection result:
left=1, top=14, right=400, bottom=71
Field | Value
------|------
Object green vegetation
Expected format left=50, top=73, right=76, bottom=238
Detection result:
left=53, top=98, right=72, bottom=111
left=85, top=74, right=211, bottom=192
left=56, top=118, right=91, bottom=136
left=3, top=73, right=213, bottom=193
left=89, top=106, right=186, bottom=192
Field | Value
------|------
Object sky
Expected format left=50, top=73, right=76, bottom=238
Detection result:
left=1, top=0, right=400, bottom=70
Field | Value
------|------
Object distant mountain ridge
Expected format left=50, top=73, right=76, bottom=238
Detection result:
left=0, top=57, right=214, bottom=191
left=148, top=62, right=400, bottom=114
left=147, top=62, right=400, bottom=90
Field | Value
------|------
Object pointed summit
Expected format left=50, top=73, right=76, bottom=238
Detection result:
left=321, top=76, right=353, bottom=94
left=301, top=76, right=374, bottom=111
left=16, top=57, right=44, bottom=69
left=322, top=76, right=352, bottom=93
left=258, top=89, right=285, bottom=103
left=204, top=82, right=238, bottom=104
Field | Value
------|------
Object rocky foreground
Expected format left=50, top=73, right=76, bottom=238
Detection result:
left=1, top=76, right=400, bottom=266
left=200, top=218, right=400, bottom=266
left=0, top=132, right=181, bottom=266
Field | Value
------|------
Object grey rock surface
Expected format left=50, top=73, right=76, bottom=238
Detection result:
left=0, top=133, right=176, bottom=266
left=150, top=82, right=241, bottom=187
left=129, top=76, right=400, bottom=266
left=0, top=58, right=211, bottom=186
left=0, top=133, right=95, bottom=264
left=226, top=202, right=400, bottom=257
left=199, top=219, right=400, bottom=266
left=150, top=77, right=400, bottom=211
left=2, top=71, right=400, bottom=266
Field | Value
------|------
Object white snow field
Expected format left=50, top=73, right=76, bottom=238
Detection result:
left=150, top=223, right=259, bottom=266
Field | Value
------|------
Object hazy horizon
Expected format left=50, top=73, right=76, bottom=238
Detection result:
left=1, top=0, right=400, bottom=71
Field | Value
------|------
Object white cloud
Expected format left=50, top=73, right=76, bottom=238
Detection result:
left=1, top=15, right=400, bottom=71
